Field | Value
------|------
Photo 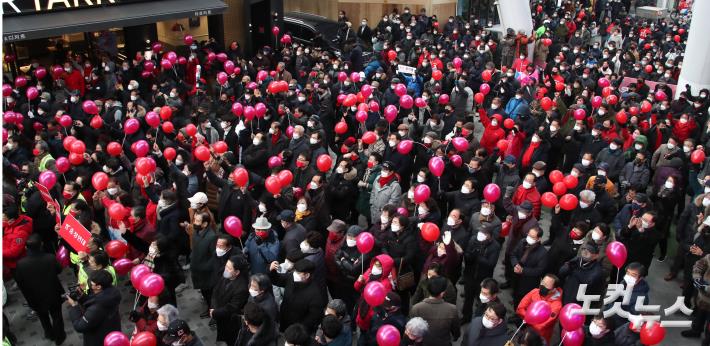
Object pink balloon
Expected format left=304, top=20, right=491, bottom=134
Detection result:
left=480, top=83, right=491, bottom=95
left=356, top=232, right=374, bottom=254
left=394, top=83, right=407, bottom=97
left=399, top=95, right=414, bottom=109
left=160, top=59, right=172, bottom=70
left=34, top=67, right=47, bottom=80
left=355, top=110, right=368, bottom=123
left=143, top=61, right=155, bottom=72
left=145, top=111, right=160, bottom=128
left=132, top=140, right=149, bottom=157
left=257, top=70, right=268, bottom=81
left=217, top=72, right=228, bottom=85
left=561, top=327, right=585, bottom=346
left=224, top=60, right=235, bottom=74
left=655, top=90, right=667, bottom=101
left=384, top=105, right=398, bottom=123
left=413, top=184, right=431, bottom=204
left=247, top=82, right=258, bottom=90
left=559, top=303, right=585, bottom=331
left=338, top=72, right=347, bottom=82
left=56, top=157, right=71, bottom=173
left=124, top=118, right=140, bottom=135
left=415, top=97, right=427, bottom=108
left=453, top=57, right=463, bottom=68
left=151, top=42, right=163, bottom=53
left=207, top=52, right=216, bottom=62
left=336, top=94, right=347, bottom=105
left=573, top=108, right=586, bottom=120
left=361, top=84, right=372, bottom=97
left=243, top=106, right=256, bottom=120
left=396, top=207, right=409, bottom=217
left=428, top=157, right=444, bottom=177
left=350, top=72, right=361, bottom=83
left=2, top=84, right=12, bottom=97
left=272, top=26, right=280, bottom=36
left=231, top=102, right=244, bottom=116
left=482, top=183, right=501, bottom=203
left=597, top=78, right=610, bottom=88
left=376, top=324, right=401, bottom=346
left=38, top=171, right=57, bottom=189
left=224, top=216, right=243, bottom=238
left=368, top=100, right=380, bottom=112
left=56, top=246, right=70, bottom=268
left=216, top=53, right=228, bottom=62
left=397, top=140, right=414, bottom=154
left=591, top=96, right=602, bottom=109
left=113, top=258, right=134, bottom=276
left=130, top=264, right=151, bottom=289
left=525, top=300, right=552, bottom=324
left=438, top=94, right=450, bottom=105
left=59, top=115, right=73, bottom=128
left=26, top=86, right=39, bottom=100
left=138, top=273, right=165, bottom=296
left=255, top=102, right=267, bottom=117
left=166, top=51, right=177, bottom=65
left=183, top=34, right=194, bottom=45
left=606, top=241, right=627, bottom=269
left=104, top=331, right=129, bottom=346
left=14, top=76, right=27, bottom=88
left=363, top=281, right=386, bottom=306
left=450, top=154, right=463, bottom=167
left=452, top=137, right=468, bottom=152
left=267, top=156, right=283, bottom=168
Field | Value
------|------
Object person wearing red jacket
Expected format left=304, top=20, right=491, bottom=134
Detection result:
left=671, top=113, right=696, bottom=142
left=354, top=254, right=395, bottom=333
left=62, top=63, right=85, bottom=96
left=512, top=173, right=542, bottom=219
left=3, top=203, right=33, bottom=279
left=478, top=109, right=506, bottom=153
left=516, top=274, right=563, bottom=342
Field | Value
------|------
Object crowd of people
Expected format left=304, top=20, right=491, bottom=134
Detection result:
left=2, top=0, right=708, bottom=345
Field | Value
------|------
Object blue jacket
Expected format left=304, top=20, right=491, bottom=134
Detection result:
left=504, top=97, right=529, bottom=120
left=243, top=231, right=280, bottom=274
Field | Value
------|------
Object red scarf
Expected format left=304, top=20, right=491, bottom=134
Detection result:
left=271, top=132, right=281, bottom=145
left=522, top=141, right=540, bottom=168
left=378, top=173, right=397, bottom=187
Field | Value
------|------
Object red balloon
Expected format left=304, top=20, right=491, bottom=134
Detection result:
left=602, top=87, right=612, bottom=98
left=399, top=95, right=414, bottom=109
left=363, top=280, right=386, bottom=306
left=151, top=42, right=163, bottom=53
left=163, top=147, right=176, bottom=161
left=559, top=303, right=585, bottom=331
left=474, top=92, right=484, bottom=104
left=645, top=65, right=653, bottom=73
left=271, top=26, right=280, bottom=36
left=629, top=106, right=639, bottom=116
left=655, top=90, right=667, bottom=102
left=217, top=72, right=228, bottom=85
left=194, top=145, right=211, bottom=161
left=159, top=106, right=172, bottom=120
left=481, top=70, right=492, bottom=82
left=453, top=57, right=463, bottom=68
left=438, top=94, right=449, bottom=105
left=113, top=258, right=134, bottom=276
left=70, top=140, right=86, bottom=154
left=540, top=97, right=553, bottom=111
left=90, top=115, right=103, bottom=129
left=82, top=100, right=98, bottom=114
left=59, top=115, right=73, bottom=128
left=525, top=300, right=552, bottom=324
left=38, top=171, right=57, bottom=189
left=640, top=100, right=652, bottom=113
left=145, top=111, right=160, bottom=128
left=415, top=97, right=427, bottom=108
left=136, top=157, right=156, bottom=175
left=160, top=59, right=172, bottom=70
left=130, top=264, right=151, bottom=289
left=255, top=103, right=267, bottom=117
left=26, top=87, right=39, bottom=100
left=69, top=152, right=84, bottom=165
left=376, top=324, right=401, bottom=346
left=268, top=156, right=283, bottom=169
left=92, top=172, right=109, bottom=190
left=280, top=34, right=292, bottom=44
left=362, top=131, right=377, bottom=145
left=131, top=331, right=157, bottom=346
left=14, top=76, right=27, bottom=88
left=420, top=222, right=440, bottom=242
left=394, top=84, right=407, bottom=97
left=428, top=157, right=445, bottom=177
left=549, top=170, right=564, bottom=184
left=334, top=121, right=348, bottom=134
left=278, top=170, right=293, bottom=187
left=213, top=141, right=228, bottom=154
left=387, top=50, right=397, bottom=61
left=541, top=192, right=558, bottom=208
left=413, top=184, right=431, bottom=204
left=34, top=67, right=47, bottom=80
left=106, top=142, right=122, bottom=157
left=598, top=78, right=610, bottom=88
left=559, top=193, right=578, bottom=210
left=231, top=168, right=249, bottom=187
left=573, top=108, right=586, bottom=120
left=615, top=111, right=628, bottom=124
left=361, top=84, right=372, bottom=97
left=368, top=100, right=380, bottom=112
left=316, top=154, right=333, bottom=172
left=691, top=149, right=706, bottom=164
left=591, top=96, right=603, bottom=109
left=553, top=182, right=568, bottom=196
left=108, top=203, right=126, bottom=220
left=432, top=69, right=443, bottom=81
left=185, top=124, right=198, bottom=137
left=56, top=157, right=71, bottom=173
left=450, top=154, right=463, bottom=167
left=104, top=331, right=129, bottom=346
left=563, top=175, right=578, bottom=189
left=138, top=273, right=165, bottom=296
left=105, top=240, right=128, bottom=259
left=606, top=241, right=628, bottom=269
left=503, top=118, right=515, bottom=129
left=131, top=140, right=149, bottom=158
left=356, top=232, right=375, bottom=254
left=2, top=84, right=12, bottom=97
left=343, top=94, right=357, bottom=107
left=124, top=118, right=140, bottom=135
left=265, top=176, right=282, bottom=195
left=244, top=106, right=256, bottom=120
left=496, top=139, right=509, bottom=152
left=161, top=121, right=174, bottom=134
left=561, top=327, right=585, bottom=346
left=483, top=183, right=501, bottom=203
left=384, top=105, right=398, bottom=123
left=56, top=246, right=70, bottom=268
left=452, top=137, right=468, bottom=152
left=480, top=84, right=491, bottom=95
left=397, top=140, right=414, bottom=154
left=223, top=216, right=243, bottom=238
left=640, top=322, right=666, bottom=345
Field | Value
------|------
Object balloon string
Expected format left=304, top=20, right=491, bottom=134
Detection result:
left=133, top=291, right=141, bottom=310
left=509, top=321, right=526, bottom=342
left=558, top=333, right=566, bottom=346
left=616, top=268, right=620, bottom=284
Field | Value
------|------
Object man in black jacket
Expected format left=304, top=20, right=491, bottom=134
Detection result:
left=15, top=234, right=66, bottom=345
left=269, top=258, right=327, bottom=334
left=619, top=211, right=660, bottom=272
left=67, top=270, right=122, bottom=346
left=462, top=225, right=501, bottom=323
left=210, top=254, right=249, bottom=345
left=559, top=243, right=605, bottom=306
left=510, top=226, right=549, bottom=305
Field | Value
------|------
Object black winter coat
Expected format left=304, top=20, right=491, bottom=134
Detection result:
left=14, top=250, right=65, bottom=310
left=206, top=171, right=255, bottom=232
left=510, top=242, right=548, bottom=300
left=559, top=258, right=605, bottom=306
left=69, top=286, right=122, bottom=346
left=211, top=273, right=249, bottom=344
left=242, top=143, right=269, bottom=177
left=464, top=238, right=500, bottom=282
left=269, top=271, right=327, bottom=334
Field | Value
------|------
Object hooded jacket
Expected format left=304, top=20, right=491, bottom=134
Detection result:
left=516, top=287, right=563, bottom=341
left=69, top=286, right=122, bottom=346
left=355, top=254, right=395, bottom=330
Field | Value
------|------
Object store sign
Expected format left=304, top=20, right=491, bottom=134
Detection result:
left=2, top=0, right=154, bottom=16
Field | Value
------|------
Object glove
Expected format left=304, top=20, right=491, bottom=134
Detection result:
left=443, top=231, right=452, bottom=245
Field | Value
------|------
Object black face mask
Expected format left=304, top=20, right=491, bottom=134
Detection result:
left=539, top=285, right=550, bottom=296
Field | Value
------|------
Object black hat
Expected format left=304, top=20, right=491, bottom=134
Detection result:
left=163, top=319, right=191, bottom=344
left=580, top=243, right=600, bottom=254
left=294, top=259, right=315, bottom=273
left=382, top=291, right=402, bottom=309
left=519, top=201, right=533, bottom=212
left=346, top=225, right=363, bottom=237
left=277, top=210, right=295, bottom=223
left=381, top=161, right=396, bottom=171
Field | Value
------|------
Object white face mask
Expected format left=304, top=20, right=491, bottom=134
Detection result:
left=522, top=181, right=532, bottom=189
left=309, top=181, right=319, bottom=190
left=481, top=316, right=497, bottom=329
left=476, top=232, right=487, bottom=242
left=388, top=140, right=397, bottom=148
left=346, top=238, right=357, bottom=247
left=549, top=125, right=558, bottom=132
left=609, top=143, right=618, bottom=150
left=461, top=186, right=470, bottom=194
left=390, top=223, right=401, bottom=232
left=703, top=198, right=710, bottom=207
left=418, top=206, right=428, bottom=215
left=417, top=175, right=426, bottom=183
left=526, top=235, right=536, bottom=245
left=684, top=146, right=692, bottom=153
left=371, top=266, right=382, bottom=275
left=292, top=133, right=301, bottom=140
left=479, top=293, right=490, bottom=303
left=480, top=207, right=491, bottom=216
left=623, top=274, right=637, bottom=287
left=258, top=204, right=267, bottom=213
left=299, top=241, right=310, bottom=253
left=641, top=220, right=650, bottom=229
left=491, top=120, right=498, bottom=127
left=531, top=136, right=540, bottom=143
left=664, top=181, right=674, bottom=189
left=597, top=170, right=606, bottom=177
left=216, top=248, right=228, bottom=257
left=666, top=142, right=675, bottom=149
left=398, top=130, right=407, bottom=137
left=582, top=159, right=591, bottom=167
left=157, top=321, right=168, bottom=331
left=252, top=138, right=261, bottom=146
left=130, top=95, right=137, bottom=101
left=309, top=138, right=318, bottom=145
left=447, top=217, right=456, bottom=226
left=380, top=215, right=389, bottom=224
left=293, top=272, right=303, bottom=282
left=570, top=170, right=579, bottom=178
left=635, top=144, right=643, bottom=151
left=589, top=322, right=603, bottom=336
left=223, top=268, right=234, bottom=279
left=249, top=288, right=260, bottom=297
left=147, top=301, right=159, bottom=309
left=518, top=211, right=527, bottom=220
left=579, top=201, right=589, bottom=209
left=407, top=190, right=414, bottom=200
left=592, top=231, right=602, bottom=241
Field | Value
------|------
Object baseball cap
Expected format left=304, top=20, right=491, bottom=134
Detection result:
left=277, top=210, right=295, bottom=223
left=504, top=155, right=517, bottom=165
left=327, top=219, right=347, bottom=233
left=162, top=319, right=191, bottom=344
left=187, top=192, right=208, bottom=205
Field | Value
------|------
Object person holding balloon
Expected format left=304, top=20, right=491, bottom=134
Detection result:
left=354, top=255, right=396, bottom=342
left=515, top=274, right=563, bottom=342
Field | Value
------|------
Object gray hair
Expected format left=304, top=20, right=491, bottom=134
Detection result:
left=579, top=189, right=596, bottom=203
left=326, top=299, right=348, bottom=318
left=156, top=304, right=179, bottom=323
left=405, top=317, right=429, bottom=338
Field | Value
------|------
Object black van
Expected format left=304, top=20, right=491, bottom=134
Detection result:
left=283, top=12, right=371, bottom=58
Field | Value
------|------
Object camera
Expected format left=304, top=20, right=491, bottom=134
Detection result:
left=65, top=284, right=83, bottom=302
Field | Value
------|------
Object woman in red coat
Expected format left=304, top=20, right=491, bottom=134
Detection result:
left=671, top=113, right=696, bottom=142
left=478, top=109, right=506, bottom=153
left=354, top=254, right=395, bottom=332
left=3, top=204, right=33, bottom=279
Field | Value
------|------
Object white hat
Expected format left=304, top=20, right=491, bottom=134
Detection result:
left=252, top=216, right=272, bottom=230
left=188, top=192, right=208, bottom=205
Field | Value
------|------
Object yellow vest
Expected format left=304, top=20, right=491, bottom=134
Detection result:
left=38, top=153, right=54, bottom=172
